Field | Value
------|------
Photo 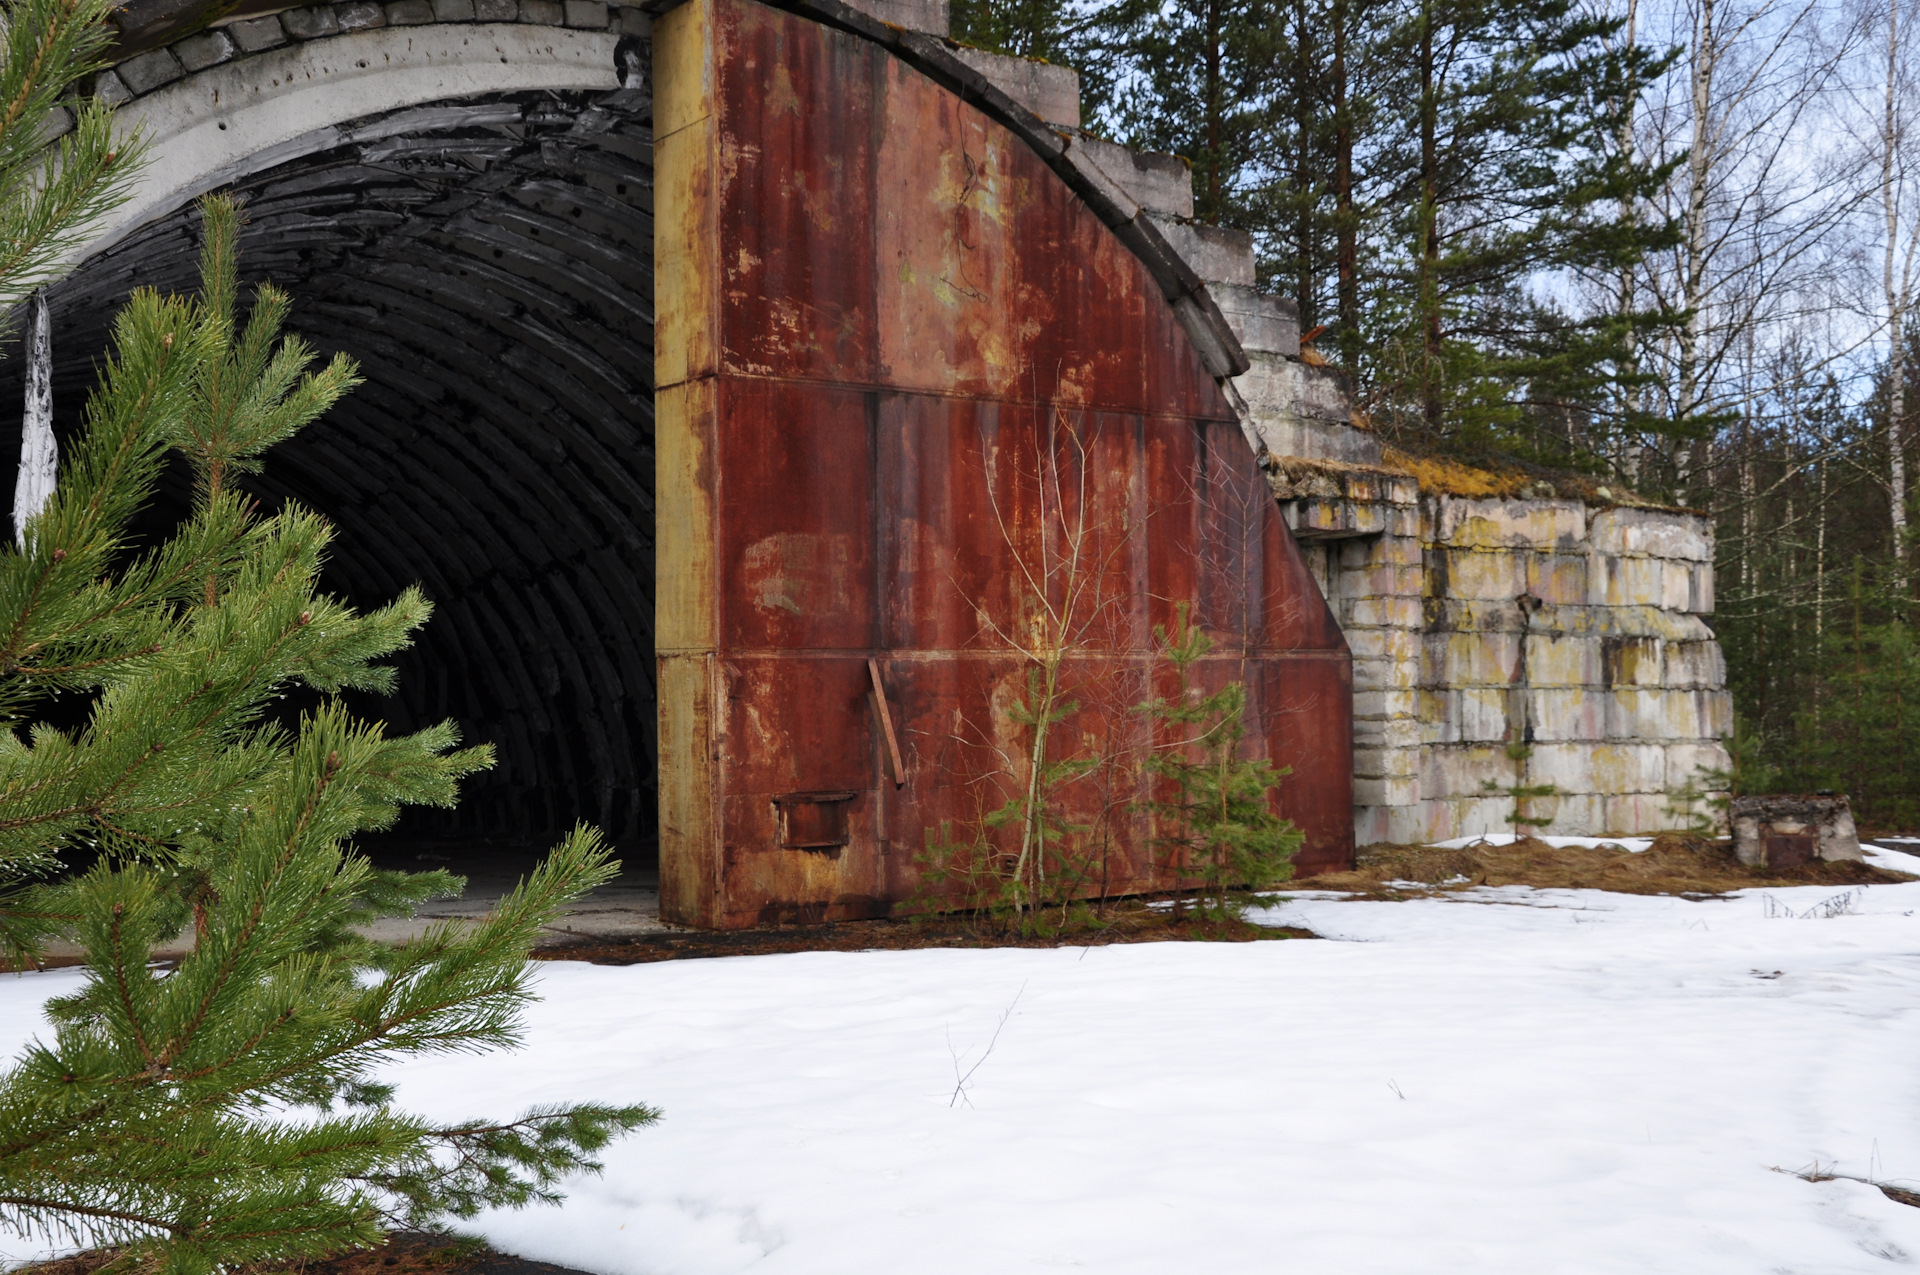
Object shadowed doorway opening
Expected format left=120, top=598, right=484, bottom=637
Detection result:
left=3, top=88, right=659, bottom=874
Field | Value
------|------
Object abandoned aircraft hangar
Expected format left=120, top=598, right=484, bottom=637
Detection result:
left=5, top=0, right=1732, bottom=928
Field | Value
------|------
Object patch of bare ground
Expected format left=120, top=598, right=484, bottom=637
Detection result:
left=534, top=900, right=1314, bottom=966
left=1304, top=833, right=1917, bottom=899
left=1777, top=1166, right=1920, bottom=1210
left=12, top=1232, right=600, bottom=1275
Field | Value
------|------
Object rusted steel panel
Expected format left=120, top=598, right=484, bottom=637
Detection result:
left=1764, top=831, right=1816, bottom=870
left=715, top=379, right=878, bottom=651
left=718, top=654, right=884, bottom=926
left=714, top=12, right=880, bottom=386
left=657, top=0, right=1354, bottom=928
left=1247, top=655, right=1355, bottom=877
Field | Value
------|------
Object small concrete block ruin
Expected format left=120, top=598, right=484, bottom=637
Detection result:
left=1730, top=796, right=1863, bottom=868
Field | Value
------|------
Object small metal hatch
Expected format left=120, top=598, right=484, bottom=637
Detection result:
left=1763, top=830, right=1816, bottom=870
left=771, top=790, right=858, bottom=850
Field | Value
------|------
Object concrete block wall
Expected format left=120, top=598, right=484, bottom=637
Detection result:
left=1402, top=501, right=1732, bottom=843
left=1273, top=466, right=1732, bottom=843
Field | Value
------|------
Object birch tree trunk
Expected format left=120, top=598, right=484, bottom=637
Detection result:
left=13, top=293, right=56, bottom=548
left=1817, top=455, right=1828, bottom=640
left=1885, top=0, right=1910, bottom=580
left=1617, top=0, right=1642, bottom=482
left=1678, top=0, right=1718, bottom=495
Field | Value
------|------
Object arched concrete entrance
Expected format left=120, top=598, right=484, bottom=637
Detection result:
left=7, top=28, right=659, bottom=849
left=8, top=0, right=1357, bottom=925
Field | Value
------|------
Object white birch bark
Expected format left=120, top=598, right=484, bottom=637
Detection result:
left=1623, top=0, right=1861, bottom=502
left=14, top=292, right=55, bottom=548
left=1678, top=0, right=1718, bottom=445
left=1884, top=0, right=1912, bottom=575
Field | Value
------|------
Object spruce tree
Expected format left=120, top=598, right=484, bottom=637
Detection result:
left=1366, top=0, right=1678, bottom=451
left=1074, top=0, right=1676, bottom=456
left=950, top=0, right=1084, bottom=65
left=1092, top=0, right=1283, bottom=226
left=0, top=39, right=655, bottom=1259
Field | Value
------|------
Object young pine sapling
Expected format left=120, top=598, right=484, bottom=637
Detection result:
left=1137, top=605, right=1302, bottom=920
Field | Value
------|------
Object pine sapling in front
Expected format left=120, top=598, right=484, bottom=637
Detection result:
left=0, top=200, right=655, bottom=1275
left=1138, top=605, right=1302, bottom=919
left=1481, top=740, right=1558, bottom=840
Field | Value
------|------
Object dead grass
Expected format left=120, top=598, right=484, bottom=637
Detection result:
left=1379, top=446, right=1529, bottom=499
left=1777, top=1165, right=1920, bottom=1211
left=1300, top=833, right=1916, bottom=899
left=1374, top=445, right=1692, bottom=511
left=535, top=900, right=1314, bottom=966
left=13, top=1232, right=587, bottom=1275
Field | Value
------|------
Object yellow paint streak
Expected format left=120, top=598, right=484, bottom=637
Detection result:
left=658, top=654, right=718, bottom=927
left=655, top=382, right=718, bottom=924
left=653, top=1, right=722, bottom=927
left=653, top=0, right=712, bottom=140
left=655, top=0, right=717, bottom=389
left=655, top=379, right=717, bottom=653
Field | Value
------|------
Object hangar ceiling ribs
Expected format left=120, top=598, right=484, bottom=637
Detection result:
left=0, top=88, right=660, bottom=848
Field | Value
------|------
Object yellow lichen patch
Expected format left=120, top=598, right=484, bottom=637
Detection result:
left=1379, top=447, right=1529, bottom=499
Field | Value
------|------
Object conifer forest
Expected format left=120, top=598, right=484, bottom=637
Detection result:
left=953, top=0, right=1920, bottom=827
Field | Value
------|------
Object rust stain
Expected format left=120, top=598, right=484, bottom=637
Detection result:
left=742, top=531, right=855, bottom=618
left=765, top=61, right=801, bottom=117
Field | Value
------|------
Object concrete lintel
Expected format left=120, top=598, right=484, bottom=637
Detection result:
left=1148, top=213, right=1253, bottom=287
left=78, top=23, right=620, bottom=264
left=1213, top=282, right=1296, bottom=356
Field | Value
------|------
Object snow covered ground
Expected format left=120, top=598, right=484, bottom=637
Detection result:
left=1429, top=831, right=1658, bottom=852
left=6, top=846, right=1920, bottom=1273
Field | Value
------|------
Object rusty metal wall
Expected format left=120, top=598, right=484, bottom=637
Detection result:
left=656, top=0, right=1352, bottom=928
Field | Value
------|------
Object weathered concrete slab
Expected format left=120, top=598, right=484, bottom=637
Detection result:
left=1078, top=136, right=1193, bottom=217
left=1421, top=630, right=1520, bottom=687
left=1148, top=214, right=1253, bottom=286
left=1422, top=744, right=1518, bottom=799
left=1531, top=742, right=1666, bottom=794
left=1434, top=498, right=1587, bottom=550
left=1665, top=740, right=1732, bottom=787
left=1213, top=283, right=1296, bottom=355
left=948, top=45, right=1076, bottom=125
left=1287, top=498, right=1394, bottom=540
left=1434, top=548, right=1530, bottom=600
left=1588, top=508, right=1713, bottom=561
left=1525, top=634, right=1603, bottom=688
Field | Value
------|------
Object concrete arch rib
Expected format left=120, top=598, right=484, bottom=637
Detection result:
left=80, top=23, right=621, bottom=262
